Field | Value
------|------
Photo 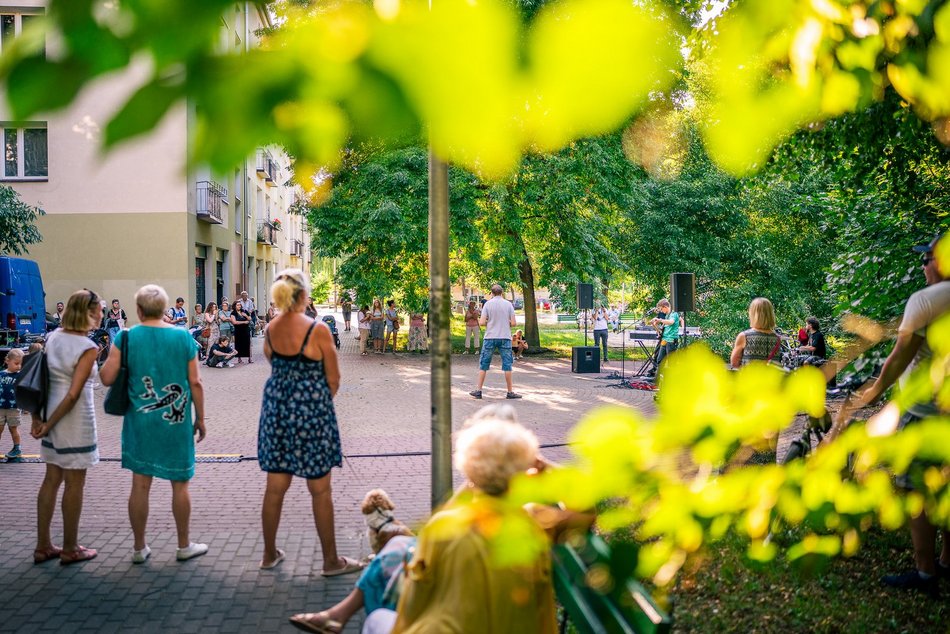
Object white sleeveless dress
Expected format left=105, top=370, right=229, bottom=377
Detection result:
left=40, top=330, right=99, bottom=469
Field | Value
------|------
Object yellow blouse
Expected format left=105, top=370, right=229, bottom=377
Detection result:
left=392, top=495, right=557, bottom=634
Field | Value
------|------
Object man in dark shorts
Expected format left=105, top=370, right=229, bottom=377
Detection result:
left=832, top=234, right=950, bottom=596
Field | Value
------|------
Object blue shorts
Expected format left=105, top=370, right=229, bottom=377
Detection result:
left=479, top=339, right=513, bottom=372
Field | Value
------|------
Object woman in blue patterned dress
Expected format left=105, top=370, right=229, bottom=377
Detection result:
left=258, top=268, right=362, bottom=576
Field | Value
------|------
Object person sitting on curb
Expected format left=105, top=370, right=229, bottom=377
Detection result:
left=207, top=336, right=238, bottom=368
left=512, top=329, right=529, bottom=360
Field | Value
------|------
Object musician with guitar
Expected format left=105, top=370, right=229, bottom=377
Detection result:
left=647, top=299, right=680, bottom=377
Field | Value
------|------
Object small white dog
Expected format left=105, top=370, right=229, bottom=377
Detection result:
left=361, top=488, right=412, bottom=553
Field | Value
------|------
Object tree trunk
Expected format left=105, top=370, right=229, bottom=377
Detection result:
left=519, top=253, right=541, bottom=348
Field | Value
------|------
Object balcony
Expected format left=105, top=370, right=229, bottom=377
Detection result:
left=196, top=180, right=227, bottom=224
left=257, top=220, right=277, bottom=246
left=255, top=148, right=278, bottom=185
left=292, top=239, right=305, bottom=258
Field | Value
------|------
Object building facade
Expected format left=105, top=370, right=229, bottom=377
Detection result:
left=0, top=2, right=311, bottom=318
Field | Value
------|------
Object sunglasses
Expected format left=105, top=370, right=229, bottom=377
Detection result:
left=84, top=288, right=99, bottom=306
left=922, top=255, right=935, bottom=266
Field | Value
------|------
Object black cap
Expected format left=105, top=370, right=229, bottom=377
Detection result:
left=912, top=234, right=943, bottom=253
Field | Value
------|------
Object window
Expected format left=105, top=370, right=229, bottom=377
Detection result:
left=0, top=12, right=44, bottom=54
left=2, top=124, right=47, bottom=179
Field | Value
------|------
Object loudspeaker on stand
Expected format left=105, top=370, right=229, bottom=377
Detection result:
left=577, top=283, right=593, bottom=310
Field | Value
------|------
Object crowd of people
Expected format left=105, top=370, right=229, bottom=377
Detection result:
left=7, top=232, right=946, bottom=622
left=14, top=271, right=577, bottom=634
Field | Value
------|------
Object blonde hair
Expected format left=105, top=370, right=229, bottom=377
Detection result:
left=454, top=417, right=539, bottom=496
left=135, top=284, right=169, bottom=319
left=62, top=289, right=100, bottom=331
left=4, top=348, right=24, bottom=364
left=271, top=268, right=309, bottom=312
left=748, top=297, right=776, bottom=331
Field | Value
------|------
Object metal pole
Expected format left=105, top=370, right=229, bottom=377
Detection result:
left=429, top=150, right=452, bottom=510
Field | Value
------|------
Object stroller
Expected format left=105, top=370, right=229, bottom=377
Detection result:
left=322, top=315, right=341, bottom=349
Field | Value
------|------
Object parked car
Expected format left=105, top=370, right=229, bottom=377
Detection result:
left=538, top=298, right=551, bottom=310
left=513, top=298, right=524, bottom=310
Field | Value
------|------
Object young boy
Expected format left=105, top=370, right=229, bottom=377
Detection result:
left=0, top=348, right=24, bottom=458
left=512, top=330, right=529, bottom=360
left=207, top=336, right=238, bottom=368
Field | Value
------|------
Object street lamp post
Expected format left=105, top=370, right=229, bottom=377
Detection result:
left=429, top=151, right=453, bottom=510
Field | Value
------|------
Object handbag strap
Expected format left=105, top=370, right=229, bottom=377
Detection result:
left=120, top=329, right=129, bottom=369
left=766, top=335, right=781, bottom=362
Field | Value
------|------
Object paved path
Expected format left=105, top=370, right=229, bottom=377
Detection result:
left=0, top=328, right=658, bottom=633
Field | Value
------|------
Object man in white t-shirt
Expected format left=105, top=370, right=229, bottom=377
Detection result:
left=833, top=234, right=950, bottom=596
left=469, top=284, right=521, bottom=400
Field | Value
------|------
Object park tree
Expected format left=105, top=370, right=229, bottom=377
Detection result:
left=0, top=185, right=43, bottom=255
left=308, top=133, right=634, bottom=348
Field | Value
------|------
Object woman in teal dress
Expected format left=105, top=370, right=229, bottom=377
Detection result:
left=101, top=284, right=209, bottom=564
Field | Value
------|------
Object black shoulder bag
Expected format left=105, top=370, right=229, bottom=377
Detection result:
left=15, top=349, right=49, bottom=421
left=104, top=331, right=130, bottom=415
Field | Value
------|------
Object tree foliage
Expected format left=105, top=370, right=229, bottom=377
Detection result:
left=0, top=185, right=44, bottom=256
left=3, top=0, right=948, bottom=184
left=307, top=135, right=636, bottom=345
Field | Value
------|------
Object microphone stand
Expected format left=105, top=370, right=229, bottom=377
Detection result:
left=605, top=321, right=637, bottom=387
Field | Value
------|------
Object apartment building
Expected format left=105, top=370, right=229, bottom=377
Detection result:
left=0, top=3, right=311, bottom=316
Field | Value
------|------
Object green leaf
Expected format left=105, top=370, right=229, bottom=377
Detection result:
left=6, top=56, right=88, bottom=118
left=104, top=78, right=183, bottom=147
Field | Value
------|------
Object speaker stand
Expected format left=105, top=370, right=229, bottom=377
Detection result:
left=584, top=308, right=589, bottom=347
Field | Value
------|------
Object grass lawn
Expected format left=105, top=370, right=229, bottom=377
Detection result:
left=662, top=526, right=950, bottom=632
left=444, top=315, right=648, bottom=361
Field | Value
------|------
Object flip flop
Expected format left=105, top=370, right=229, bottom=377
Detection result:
left=288, top=612, right=342, bottom=634
left=33, top=546, right=62, bottom=564
left=321, top=556, right=364, bottom=578
left=260, top=548, right=285, bottom=570
left=60, top=546, right=97, bottom=565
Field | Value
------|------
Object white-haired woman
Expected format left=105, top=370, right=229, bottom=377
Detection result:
left=386, top=416, right=557, bottom=634
left=258, top=268, right=361, bottom=575
left=100, top=284, right=208, bottom=563
left=32, top=289, right=103, bottom=565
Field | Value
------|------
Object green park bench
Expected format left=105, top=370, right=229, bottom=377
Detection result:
left=557, top=314, right=578, bottom=323
left=618, top=313, right=639, bottom=323
left=553, top=533, right=672, bottom=634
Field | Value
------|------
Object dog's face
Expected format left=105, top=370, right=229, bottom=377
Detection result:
left=361, top=488, right=396, bottom=515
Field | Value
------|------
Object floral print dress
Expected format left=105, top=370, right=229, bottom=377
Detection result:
left=257, top=322, right=342, bottom=478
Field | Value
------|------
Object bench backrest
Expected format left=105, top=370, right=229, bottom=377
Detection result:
left=552, top=533, right=672, bottom=634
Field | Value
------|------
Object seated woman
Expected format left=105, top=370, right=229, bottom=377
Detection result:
left=289, top=514, right=415, bottom=634
left=512, top=329, right=529, bottom=360
left=730, top=297, right=782, bottom=369
left=393, top=416, right=557, bottom=634
left=207, top=336, right=237, bottom=368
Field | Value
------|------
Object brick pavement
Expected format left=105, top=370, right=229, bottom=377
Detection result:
left=0, top=324, right=659, bottom=633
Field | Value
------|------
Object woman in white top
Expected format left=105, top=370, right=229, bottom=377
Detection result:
left=32, top=289, right=103, bottom=565
left=592, top=305, right=610, bottom=364
left=357, top=304, right=371, bottom=356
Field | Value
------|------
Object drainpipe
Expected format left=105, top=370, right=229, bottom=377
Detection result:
left=241, top=2, right=251, bottom=293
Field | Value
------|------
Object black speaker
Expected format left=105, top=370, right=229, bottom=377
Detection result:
left=670, top=273, right=695, bottom=313
left=577, top=283, right=593, bottom=310
left=572, top=346, right=600, bottom=373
